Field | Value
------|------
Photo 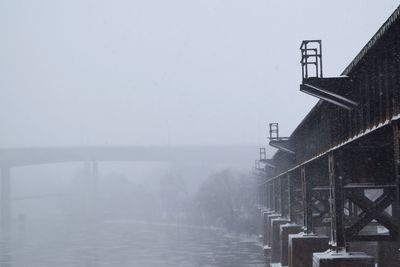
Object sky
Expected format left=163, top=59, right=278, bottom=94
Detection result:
left=0, top=0, right=398, bottom=147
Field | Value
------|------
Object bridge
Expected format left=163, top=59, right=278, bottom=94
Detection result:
left=255, top=5, right=400, bottom=267
left=0, top=145, right=256, bottom=167
left=0, top=145, right=256, bottom=240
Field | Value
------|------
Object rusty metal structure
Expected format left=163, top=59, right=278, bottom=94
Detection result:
left=256, top=5, right=400, bottom=266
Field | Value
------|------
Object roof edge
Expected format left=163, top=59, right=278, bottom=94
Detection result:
left=342, top=4, right=400, bottom=75
left=290, top=4, right=400, bottom=141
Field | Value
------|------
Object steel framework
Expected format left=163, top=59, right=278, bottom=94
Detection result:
left=256, top=5, right=400, bottom=261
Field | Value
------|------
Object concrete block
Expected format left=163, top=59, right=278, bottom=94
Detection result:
left=288, top=232, right=329, bottom=267
left=313, top=250, right=374, bottom=267
left=266, top=213, right=281, bottom=246
left=263, top=210, right=276, bottom=245
left=280, top=223, right=303, bottom=266
left=270, top=218, right=290, bottom=263
left=377, top=241, right=400, bottom=267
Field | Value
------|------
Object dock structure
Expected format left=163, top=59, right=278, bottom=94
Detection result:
left=256, top=5, right=400, bottom=267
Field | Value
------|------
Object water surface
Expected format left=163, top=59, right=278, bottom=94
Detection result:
left=11, top=221, right=266, bottom=267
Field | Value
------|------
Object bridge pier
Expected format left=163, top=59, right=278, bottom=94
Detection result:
left=313, top=250, right=374, bottom=267
left=1, top=167, right=11, bottom=235
left=264, top=213, right=280, bottom=259
left=270, top=217, right=290, bottom=263
left=288, top=232, right=329, bottom=267
left=84, top=161, right=99, bottom=223
left=377, top=241, right=400, bottom=267
left=0, top=166, right=11, bottom=267
left=263, top=209, right=275, bottom=246
left=279, top=223, right=303, bottom=266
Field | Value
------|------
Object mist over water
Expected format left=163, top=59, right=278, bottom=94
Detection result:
left=13, top=221, right=265, bottom=267
left=0, top=1, right=398, bottom=266
left=3, top=156, right=263, bottom=267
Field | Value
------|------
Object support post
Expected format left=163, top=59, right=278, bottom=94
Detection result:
left=301, top=166, right=313, bottom=234
left=376, top=122, right=400, bottom=266
left=288, top=174, right=295, bottom=222
left=271, top=182, right=276, bottom=212
left=393, top=122, right=400, bottom=220
left=280, top=176, right=288, bottom=218
left=328, top=153, right=346, bottom=250
left=91, top=161, right=98, bottom=201
left=275, top=179, right=281, bottom=214
left=84, top=161, right=99, bottom=224
left=1, top=166, right=12, bottom=267
left=1, top=167, right=11, bottom=235
left=276, top=179, right=282, bottom=215
left=265, top=183, right=270, bottom=210
left=263, top=184, right=267, bottom=208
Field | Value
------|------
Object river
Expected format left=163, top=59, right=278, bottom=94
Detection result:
left=8, top=220, right=266, bottom=267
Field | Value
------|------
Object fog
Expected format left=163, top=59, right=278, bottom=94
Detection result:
left=0, top=1, right=398, bottom=266
left=0, top=1, right=397, bottom=147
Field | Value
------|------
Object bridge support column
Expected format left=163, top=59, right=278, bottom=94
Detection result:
left=280, top=223, right=303, bottom=267
left=311, top=152, right=376, bottom=267
left=264, top=213, right=281, bottom=259
left=84, top=161, right=99, bottom=223
left=263, top=210, right=275, bottom=246
left=313, top=250, right=374, bottom=267
left=288, top=232, right=329, bottom=267
left=377, top=241, right=400, bottom=267
left=258, top=207, right=268, bottom=242
left=1, top=167, right=11, bottom=235
left=262, top=210, right=275, bottom=264
left=270, top=217, right=290, bottom=263
left=0, top=166, right=11, bottom=267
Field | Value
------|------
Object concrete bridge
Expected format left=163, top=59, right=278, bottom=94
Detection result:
left=0, top=145, right=256, bottom=237
left=0, top=145, right=256, bottom=167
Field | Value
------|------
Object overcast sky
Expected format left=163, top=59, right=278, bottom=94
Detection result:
left=0, top=0, right=398, bottom=147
